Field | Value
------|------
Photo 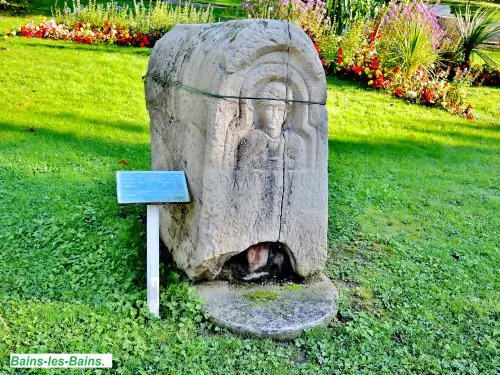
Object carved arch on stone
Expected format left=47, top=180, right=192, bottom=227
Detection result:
left=217, top=48, right=325, bottom=170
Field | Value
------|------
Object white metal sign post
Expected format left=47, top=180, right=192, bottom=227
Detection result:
left=116, top=171, right=190, bottom=318
left=146, top=204, right=160, bottom=317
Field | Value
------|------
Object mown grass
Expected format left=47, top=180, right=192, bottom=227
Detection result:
left=0, top=12, right=499, bottom=375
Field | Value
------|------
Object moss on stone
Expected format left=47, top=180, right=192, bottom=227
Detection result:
left=284, top=283, right=302, bottom=291
left=243, top=290, right=278, bottom=302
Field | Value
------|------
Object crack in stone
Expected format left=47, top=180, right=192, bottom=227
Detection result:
left=278, top=22, right=293, bottom=242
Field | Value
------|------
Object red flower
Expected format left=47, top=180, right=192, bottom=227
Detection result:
left=369, top=56, right=379, bottom=70
left=393, top=87, right=404, bottom=97
left=422, top=88, right=436, bottom=103
left=352, top=66, right=363, bottom=75
left=337, top=47, right=343, bottom=56
left=335, top=56, right=343, bottom=64
left=373, top=78, right=383, bottom=89
left=20, top=26, right=31, bottom=37
left=392, top=66, right=399, bottom=74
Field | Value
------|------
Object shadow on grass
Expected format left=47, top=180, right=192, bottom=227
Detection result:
left=325, top=130, right=497, bottom=244
left=459, top=121, right=500, bottom=133
left=388, top=117, right=500, bottom=146
left=328, top=133, right=497, bottom=159
left=0, top=169, right=149, bottom=304
left=0, top=120, right=150, bottom=162
left=0, top=111, right=497, bottom=303
left=37, top=111, right=149, bottom=134
left=22, top=40, right=152, bottom=56
left=0, top=162, right=186, bottom=305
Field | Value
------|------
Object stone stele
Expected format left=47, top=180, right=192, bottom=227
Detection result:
left=145, top=19, right=328, bottom=280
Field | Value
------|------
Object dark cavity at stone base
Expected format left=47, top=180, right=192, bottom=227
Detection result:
left=195, top=274, right=338, bottom=339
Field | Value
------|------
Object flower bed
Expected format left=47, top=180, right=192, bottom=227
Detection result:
left=313, top=1, right=500, bottom=119
left=453, top=63, right=500, bottom=87
left=14, top=0, right=213, bottom=48
left=14, top=0, right=498, bottom=119
left=18, top=19, right=163, bottom=47
left=322, top=35, right=474, bottom=118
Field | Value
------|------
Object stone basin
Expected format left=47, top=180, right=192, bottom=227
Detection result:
left=195, top=274, right=338, bottom=339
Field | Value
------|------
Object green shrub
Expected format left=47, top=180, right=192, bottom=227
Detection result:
left=381, top=24, right=437, bottom=81
left=325, top=0, right=383, bottom=35
left=338, top=19, right=369, bottom=66
left=0, top=0, right=28, bottom=14
left=376, top=1, right=443, bottom=80
left=317, top=19, right=368, bottom=69
left=54, top=0, right=214, bottom=34
left=317, top=33, right=340, bottom=65
left=242, top=0, right=332, bottom=40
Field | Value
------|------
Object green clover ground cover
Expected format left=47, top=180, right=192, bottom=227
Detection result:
left=0, top=26, right=499, bottom=375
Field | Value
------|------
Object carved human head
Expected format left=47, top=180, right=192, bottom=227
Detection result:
left=254, top=81, right=291, bottom=139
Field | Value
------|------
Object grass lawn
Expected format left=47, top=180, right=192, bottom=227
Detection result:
left=0, top=13, right=499, bottom=375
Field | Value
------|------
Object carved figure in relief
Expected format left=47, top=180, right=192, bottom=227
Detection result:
left=235, top=81, right=306, bottom=171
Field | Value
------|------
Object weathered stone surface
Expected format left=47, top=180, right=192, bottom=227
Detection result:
left=145, top=19, right=328, bottom=280
left=195, top=274, right=338, bottom=339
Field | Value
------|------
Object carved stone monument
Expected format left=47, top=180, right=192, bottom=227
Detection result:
left=146, top=19, right=328, bottom=280
left=145, top=19, right=336, bottom=337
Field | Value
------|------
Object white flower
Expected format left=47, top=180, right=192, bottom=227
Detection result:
left=268, top=6, right=274, bottom=11
left=408, top=91, right=417, bottom=99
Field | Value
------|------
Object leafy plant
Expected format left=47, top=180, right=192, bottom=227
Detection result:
left=324, top=16, right=472, bottom=116
left=0, top=0, right=28, bottom=14
left=317, top=33, right=340, bottom=66
left=325, top=0, right=382, bottom=35
left=376, top=0, right=442, bottom=79
left=336, top=19, right=367, bottom=65
left=383, top=24, right=437, bottom=81
left=54, top=0, right=214, bottom=34
left=242, top=0, right=332, bottom=40
left=16, top=0, right=214, bottom=47
left=455, top=3, right=499, bottom=67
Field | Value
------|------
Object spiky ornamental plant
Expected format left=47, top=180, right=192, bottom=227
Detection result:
left=388, top=24, right=437, bottom=81
left=456, top=3, right=499, bottom=67
left=376, top=1, right=443, bottom=81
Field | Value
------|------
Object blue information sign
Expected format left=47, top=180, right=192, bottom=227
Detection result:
left=116, top=171, right=190, bottom=204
